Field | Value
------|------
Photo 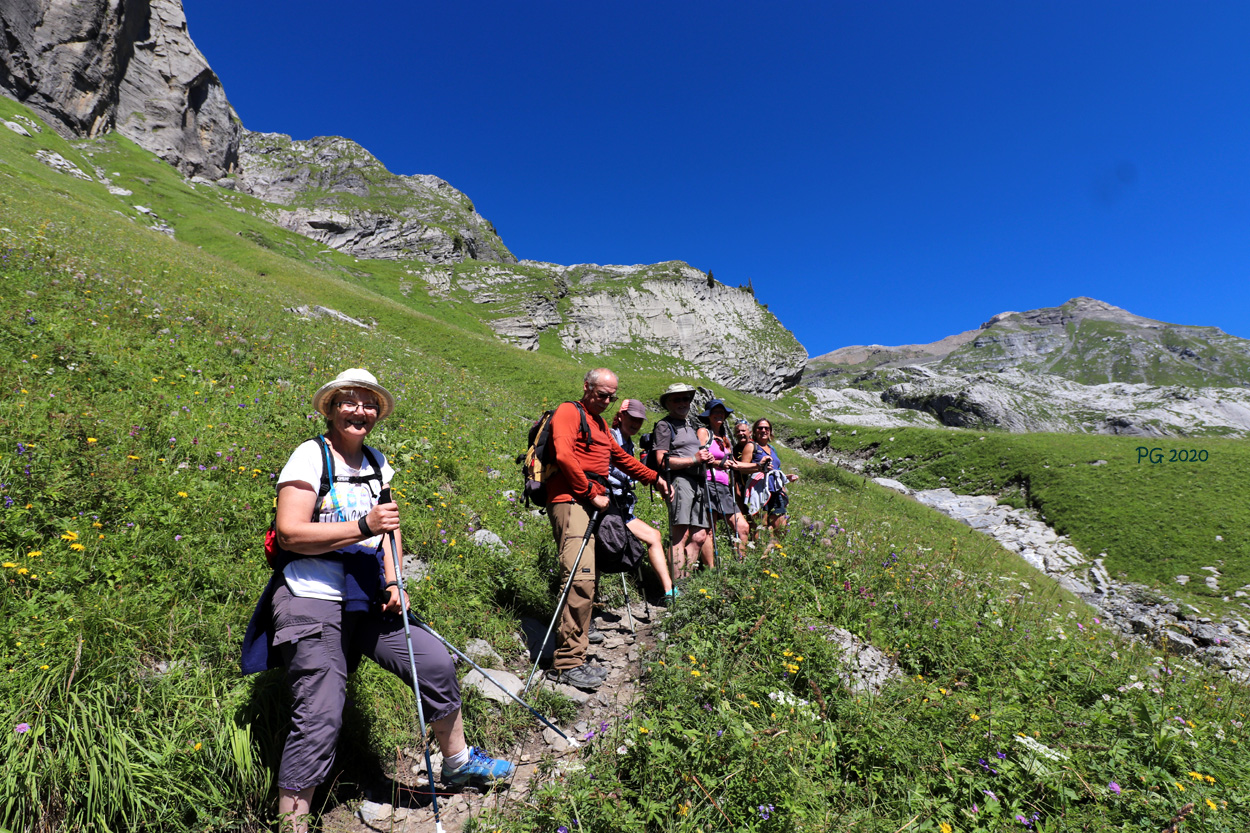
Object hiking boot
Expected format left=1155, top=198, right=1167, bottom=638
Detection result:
left=587, top=625, right=605, bottom=645
left=545, top=664, right=604, bottom=691
left=442, top=746, right=515, bottom=789
left=584, top=662, right=610, bottom=680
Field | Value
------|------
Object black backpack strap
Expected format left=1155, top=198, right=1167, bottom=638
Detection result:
left=572, top=401, right=591, bottom=448
left=312, top=435, right=334, bottom=499
left=359, top=445, right=384, bottom=500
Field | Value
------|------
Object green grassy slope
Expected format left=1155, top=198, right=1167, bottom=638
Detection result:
left=2, top=98, right=1248, bottom=832
left=783, top=421, right=1250, bottom=617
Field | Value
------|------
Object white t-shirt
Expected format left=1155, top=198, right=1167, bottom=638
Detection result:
left=276, top=438, right=395, bottom=601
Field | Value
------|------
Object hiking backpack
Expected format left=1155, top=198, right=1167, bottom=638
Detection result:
left=517, top=401, right=590, bottom=507
left=263, top=435, right=383, bottom=569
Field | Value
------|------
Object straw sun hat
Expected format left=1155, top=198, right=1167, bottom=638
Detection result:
left=312, top=368, right=396, bottom=420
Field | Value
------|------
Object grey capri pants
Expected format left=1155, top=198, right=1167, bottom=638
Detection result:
left=271, top=584, right=461, bottom=792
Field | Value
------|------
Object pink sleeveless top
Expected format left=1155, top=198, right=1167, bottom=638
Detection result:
left=706, top=434, right=731, bottom=486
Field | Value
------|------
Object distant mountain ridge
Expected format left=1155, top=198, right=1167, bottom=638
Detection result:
left=804, top=298, right=1250, bottom=436
left=809, top=297, right=1250, bottom=390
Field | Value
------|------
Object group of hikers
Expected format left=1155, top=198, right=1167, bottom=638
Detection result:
left=542, top=369, right=799, bottom=691
left=240, top=367, right=799, bottom=832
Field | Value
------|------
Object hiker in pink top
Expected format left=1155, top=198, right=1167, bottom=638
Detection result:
left=696, top=399, right=750, bottom=562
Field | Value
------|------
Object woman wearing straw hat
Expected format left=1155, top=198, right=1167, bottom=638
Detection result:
left=243, top=369, right=512, bottom=831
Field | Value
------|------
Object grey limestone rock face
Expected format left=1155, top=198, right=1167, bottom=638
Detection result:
left=807, top=365, right=1250, bottom=437
left=415, top=259, right=806, bottom=398
left=0, top=0, right=240, bottom=179
left=234, top=131, right=514, bottom=265
left=551, top=262, right=806, bottom=398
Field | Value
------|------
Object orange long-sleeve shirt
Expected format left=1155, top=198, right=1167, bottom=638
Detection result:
left=547, top=401, right=660, bottom=504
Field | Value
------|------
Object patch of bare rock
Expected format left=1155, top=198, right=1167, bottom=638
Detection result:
left=872, top=479, right=1250, bottom=683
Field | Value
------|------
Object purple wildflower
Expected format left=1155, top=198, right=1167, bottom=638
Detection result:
left=1108, top=781, right=1121, bottom=795
left=15, top=723, right=30, bottom=734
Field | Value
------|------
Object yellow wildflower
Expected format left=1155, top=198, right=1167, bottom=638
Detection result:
left=940, top=823, right=953, bottom=833
left=638, top=726, right=649, bottom=734
left=27, top=551, right=41, bottom=558
left=70, top=543, right=85, bottom=551
left=1206, top=798, right=1217, bottom=811
left=1, top=563, right=15, bottom=569
left=1188, top=771, right=1204, bottom=781
left=177, top=492, right=188, bottom=498
left=86, top=437, right=97, bottom=444
left=61, top=531, right=78, bottom=542
left=127, top=455, right=139, bottom=460
left=969, top=714, right=980, bottom=721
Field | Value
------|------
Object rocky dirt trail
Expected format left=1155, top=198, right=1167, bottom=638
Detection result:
left=321, top=598, right=662, bottom=833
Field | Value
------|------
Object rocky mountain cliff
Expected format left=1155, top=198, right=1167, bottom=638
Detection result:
left=804, top=298, right=1250, bottom=436
left=407, top=259, right=806, bottom=397
left=231, top=131, right=515, bottom=264
left=0, top=0, right=807, bottom=397
left=810, top=297, right=1250, bottom=390
left=940, top=297, right=1250, bottom=387
left=0, top=0, right=239, bottom=179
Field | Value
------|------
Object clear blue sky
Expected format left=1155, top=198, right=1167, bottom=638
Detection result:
left=184, top=0, right=1250, bottom=358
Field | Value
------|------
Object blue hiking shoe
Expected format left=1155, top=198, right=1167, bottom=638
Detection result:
left=442, top=746, right=515, bottom=789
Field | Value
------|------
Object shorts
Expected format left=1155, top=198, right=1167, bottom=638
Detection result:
left=764, top=490, right=789, bottom=517
left=708, top=480, right=738, bottom=517
left=669, top=474, right=709, bottom=528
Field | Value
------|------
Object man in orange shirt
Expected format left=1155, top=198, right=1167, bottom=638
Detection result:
left=545, top=368, right=670, bottom=690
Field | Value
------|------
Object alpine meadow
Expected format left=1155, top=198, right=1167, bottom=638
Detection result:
left=3, top=9, right=1250, bottom=833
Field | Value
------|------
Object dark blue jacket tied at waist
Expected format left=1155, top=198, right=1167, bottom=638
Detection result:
left=239, top=551, right=384, bottom=676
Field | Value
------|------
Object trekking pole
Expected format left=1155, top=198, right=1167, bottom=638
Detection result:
left=612, top=492, right=636, bottom=633
left=661, top=457, right=675, bottom=584
left=701, top=459, right=720, bottom=570
left=637, top=563, right=651, bottom=620
left=621, top=572, right=635, bottom=633
left=378, top=488, right=443, bottom=833
left=524, top=509, right=601, bottom=695
left=405, top=610, right=577, bottom=745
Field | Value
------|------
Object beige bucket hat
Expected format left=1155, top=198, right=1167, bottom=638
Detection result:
left=658, top=382, right=697, bottom=410
left=312, top=368, right=396, bottom=420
